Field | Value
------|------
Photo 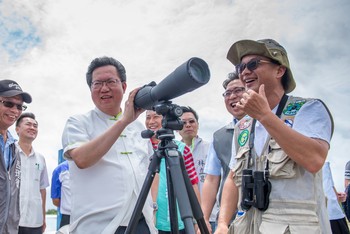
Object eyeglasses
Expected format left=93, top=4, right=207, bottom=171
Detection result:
left=182, top=119, right=197, bottom=125
left=222, top=87, right=245, bottom=98
left=0, top=100, right=27, bottom=111
left=91, top=79, right=121, bottom=90
left=235, top=58, right=274, bottom=74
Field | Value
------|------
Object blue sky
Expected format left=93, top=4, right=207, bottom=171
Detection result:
left=1, top=0, right=349, bottom=211
left=0, top=8, right=41, bottom=60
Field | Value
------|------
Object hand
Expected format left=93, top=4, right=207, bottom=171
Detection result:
left=236, top=84, right=270, bottom=121
left=42, top=221, right=46, bottom=233
left=122, top=87, right=145, bottom=125
left=337, top=192, right=347, bottom=202
left=214, top=223, right=228, bottom=234
left=203, top=219, right=212, bottom=234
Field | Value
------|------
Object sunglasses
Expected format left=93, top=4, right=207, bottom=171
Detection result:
left=0, top=100, right=27, bottom=111
left=235, top=58, right=274, bottom=74
left=182, top=119, right=196, bottom=125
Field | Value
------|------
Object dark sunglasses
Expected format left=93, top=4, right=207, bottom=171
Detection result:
left=0, top=100, right=27, bottom=111
left=235, top=58, right=274, bottom=74
left=182, top=119, right=196, bottom=125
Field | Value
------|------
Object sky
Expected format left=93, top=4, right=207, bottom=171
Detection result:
left=0, top=0, right=349, bottom=211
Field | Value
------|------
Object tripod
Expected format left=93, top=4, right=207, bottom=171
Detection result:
left=125, top=102, right=209, bottom=234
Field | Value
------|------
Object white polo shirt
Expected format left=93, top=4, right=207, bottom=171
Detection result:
left=17, top=144, right=49, bottom=228
left=62, top=108, right=156, bottom=234
left=322, top=162, right=346, bottom=220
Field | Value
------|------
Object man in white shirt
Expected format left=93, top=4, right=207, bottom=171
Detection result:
left=62, top=56, right=156, bottom=234
left=16, top=112, right=49, bottom=234
left=322, top=162, right=349, bottom=234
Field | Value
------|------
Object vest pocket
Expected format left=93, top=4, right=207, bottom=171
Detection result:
left=228, top=209, right=254, bottom=234
left=267, top=139, right=296, bottom=179
left=259, top=206, right=320, bottom=234
left=233, top=146, right=250, bottom=187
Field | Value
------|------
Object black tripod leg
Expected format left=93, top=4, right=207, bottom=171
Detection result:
left=165, top=164, right=180, bottom=234
left=166, top=150, right=196, bottom=234
left=125, top=152, right=161, bottom=234
left=179, top=157, right=209, bottom=234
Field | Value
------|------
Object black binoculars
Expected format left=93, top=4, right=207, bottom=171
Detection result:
left=241, top=169, right=271, bottom=211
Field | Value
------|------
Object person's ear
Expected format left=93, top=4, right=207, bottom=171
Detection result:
left=122, top=82, right=127, bottom=93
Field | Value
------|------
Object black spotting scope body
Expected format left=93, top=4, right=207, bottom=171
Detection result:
left=134, top=57, right=210, bottom=110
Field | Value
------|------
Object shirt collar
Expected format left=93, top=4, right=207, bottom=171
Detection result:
left=94, top=107, right=123, bottom=121
left=0, top=131, right=16, bottom=145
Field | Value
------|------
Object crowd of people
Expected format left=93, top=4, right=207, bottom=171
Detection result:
left=0, top=38, right=349, bottom=234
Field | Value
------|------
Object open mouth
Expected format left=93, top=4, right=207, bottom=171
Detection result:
left=101, top=95, right=112, bottom=100
left=230, top=102, right=238, bottom=108
left=244, top=78, right=256, bottom=84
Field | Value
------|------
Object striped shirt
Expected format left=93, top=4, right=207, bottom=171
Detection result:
left=151, top=139, right=198, bottom=185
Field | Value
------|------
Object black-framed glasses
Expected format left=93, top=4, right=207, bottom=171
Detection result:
left=91, top=79, right=121, bottom=90
left=0, top=100, right=27, bottom=111
left=235, top=58, right=273, bottom=74
left=222, top=87, right=245, bottom=98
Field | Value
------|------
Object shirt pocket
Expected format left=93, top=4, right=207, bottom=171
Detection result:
left=267, top=139, right=296, bottom=179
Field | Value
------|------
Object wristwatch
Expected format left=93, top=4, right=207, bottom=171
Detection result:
left=152, top=202, right=158, bottom=211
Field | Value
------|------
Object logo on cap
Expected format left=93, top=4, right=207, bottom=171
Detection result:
left=8, top=83, right=22, bottom=90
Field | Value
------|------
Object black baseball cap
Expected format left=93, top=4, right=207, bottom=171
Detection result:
left=0, top=80, right=32, bottom=103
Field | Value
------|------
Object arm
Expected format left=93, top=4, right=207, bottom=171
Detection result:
left=67, top=88, right=144, bottom=169
left=193, top=183, right=201, bottom=204
left=51, top=166, right=61, bottom=208
left=40, top=188, right=47, bottom=232
left=215, top=171, right=238, bottom=234
left=346, top=179, right=350, bottom=190
left=52, top=198, right=60, bottom=207
left=345, top=161, right=350, bottom=189
left=201, top=174, right=220, bottom=232
left=238, top=85, right=330, bottom=173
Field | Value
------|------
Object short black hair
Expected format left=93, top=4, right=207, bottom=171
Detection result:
left=86, top=56, right=126, bottom=87
left=16, top=112, right=36, bottom=127
left=181, top=106, right=199, bottom=122
left=222, top=72, right=239, bottom=89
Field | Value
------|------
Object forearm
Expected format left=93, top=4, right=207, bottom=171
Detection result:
left=40, top=189, right=46, bottom=222
left=69, top=118, right=129, bottom=168
left=201, top=175, right=220, bottom=220
left=193, top=184, right=201, bottom=204
left=259, top=112, right=328, bottom=173
left=217, top=171, right=237, bottom=228
left=151, top=174, right=159, bottom=202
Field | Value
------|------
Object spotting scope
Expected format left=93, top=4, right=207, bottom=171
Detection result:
left=134, top=57, right=210, bottom=110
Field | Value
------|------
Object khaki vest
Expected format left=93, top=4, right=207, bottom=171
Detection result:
left=229, top=96, right=332, bottom=234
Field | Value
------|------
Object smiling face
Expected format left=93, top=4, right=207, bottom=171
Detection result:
left=145, top=110, right=163, bottom=132
left=224, top=79, right=246, bottom=120
left=0, top=95, right=23, bottom=133
left=239, top=55, right=285, bottom=95
left=16, top=117, right=38, bottom=141
left=91, top=65, right=127, bottom=116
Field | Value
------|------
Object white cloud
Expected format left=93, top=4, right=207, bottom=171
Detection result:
left=1, top=0, right=350, bottom=212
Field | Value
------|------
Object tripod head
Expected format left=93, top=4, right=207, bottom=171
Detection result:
left=141, top=101, right=184, bottom=142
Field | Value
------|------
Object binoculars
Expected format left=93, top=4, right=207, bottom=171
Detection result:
left=241, top=169, right=271, bottom=211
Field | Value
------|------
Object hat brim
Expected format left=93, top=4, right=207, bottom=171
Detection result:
left=0, top=90, right=32, bottom=103
left=227, top=40, right=296, bottom=93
